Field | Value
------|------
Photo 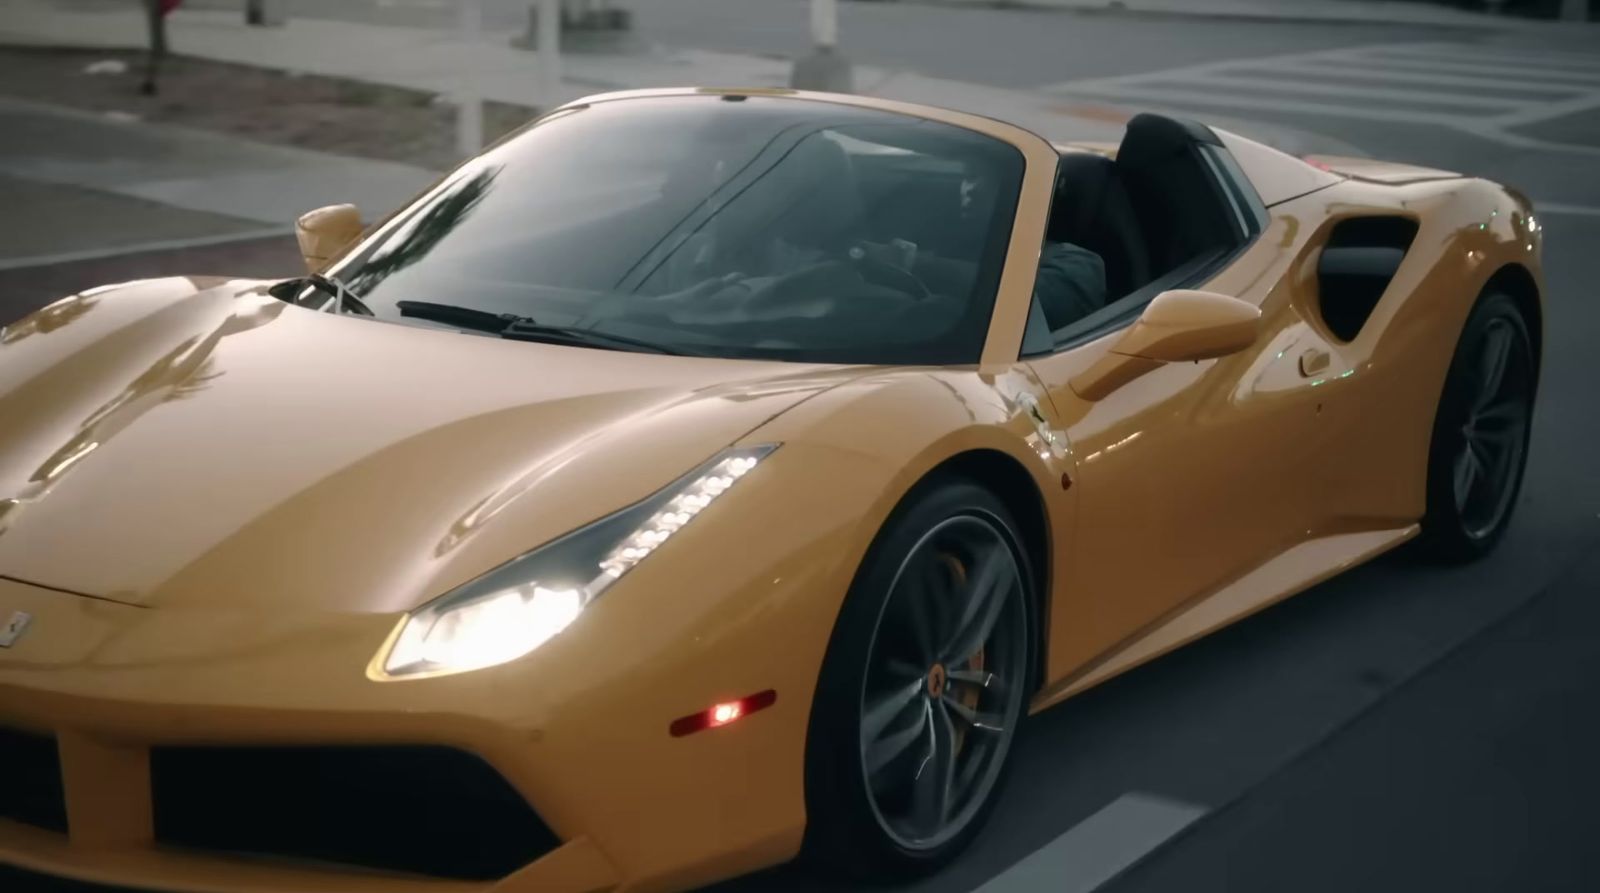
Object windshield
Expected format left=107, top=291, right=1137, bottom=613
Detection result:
left=320, top=95, right=1025, bottom=364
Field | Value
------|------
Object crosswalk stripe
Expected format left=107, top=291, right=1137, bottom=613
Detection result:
left=1256, top=59, right=1588, bottom=98
left=1345, top=53, right=1600, bottom=85
left=1176, top=72, right=1527, bottom=110
left=1368, top=43, right=1600, bottom=72
left=1534, top=202, right=1600, bottom=217
left=1489, top=91, right=1600, bottom=127
left=1039, top=45, right=1374, bottom=94
left=1042, top=40, right=1600, bottom=149
left=1045, top=83, right=1469, bottom=126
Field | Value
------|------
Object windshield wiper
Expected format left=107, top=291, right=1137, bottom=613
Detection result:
left=396, top=300, right=698, bottom=356
left=396, top=299, right=515, bottom=332
left=279, top=273, right=373, bottom=316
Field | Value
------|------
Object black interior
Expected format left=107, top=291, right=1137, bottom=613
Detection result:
left=1316, top=216, right=1419, bottom=341
left=1115, top=114, right=1241, bottom=276
left=1044, top=113, right=1252, bottom=336
left=1047, top=152, right=1151, bottom=301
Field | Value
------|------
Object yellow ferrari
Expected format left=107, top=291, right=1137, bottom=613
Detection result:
left=0, top=89, right=1542, bottom=893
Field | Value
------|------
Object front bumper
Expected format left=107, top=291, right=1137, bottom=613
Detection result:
left=0, top=443, right=898, bottom=893
left=0, top=575, right=627, bottom=893
left=0, top=537, right=835, bottom=893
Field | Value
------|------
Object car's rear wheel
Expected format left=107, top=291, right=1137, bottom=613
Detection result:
left=803, top=479, right=1033, bottom=880
left=1419, top=291, right=1535, bottom=561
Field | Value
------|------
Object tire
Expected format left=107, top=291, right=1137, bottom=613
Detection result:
left=1418, top=291, right=1535, bottom=561
left=802, top=478, right=1035, bottom=881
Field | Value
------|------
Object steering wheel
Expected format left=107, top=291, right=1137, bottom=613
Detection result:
left=848, top=243, right=934, bottom=301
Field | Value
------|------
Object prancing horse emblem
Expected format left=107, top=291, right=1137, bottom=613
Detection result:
left=0, top=611, right=31, bottom=648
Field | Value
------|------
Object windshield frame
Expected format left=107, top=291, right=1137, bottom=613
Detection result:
left=316, top=89, right=1060, bottom=369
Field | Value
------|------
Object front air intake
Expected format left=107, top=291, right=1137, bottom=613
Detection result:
left=0, top=727, right=68, bottom=833
left=151, top=745, right=559, bottom=880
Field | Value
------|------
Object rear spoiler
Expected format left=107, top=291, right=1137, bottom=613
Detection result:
left=1301, top=154, right=1462, bottom=186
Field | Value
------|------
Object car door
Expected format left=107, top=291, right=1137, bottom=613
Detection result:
left=1024, top=149, right=1347, bottom=685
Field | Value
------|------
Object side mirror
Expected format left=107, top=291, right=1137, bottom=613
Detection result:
left=1070, top=289, right=1261, bottom=401
left=295, top=204, right=363, bottom=273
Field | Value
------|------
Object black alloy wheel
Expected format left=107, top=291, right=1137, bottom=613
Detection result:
left=803, top=479, right=1034, bottom=879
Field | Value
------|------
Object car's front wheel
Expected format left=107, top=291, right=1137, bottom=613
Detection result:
left=803, top=479, right=1034, bottom=880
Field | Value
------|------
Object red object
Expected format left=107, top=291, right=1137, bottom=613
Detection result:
left=160, top=0, right=183, bottom=15
left=668, top=690, right=777, bottom=737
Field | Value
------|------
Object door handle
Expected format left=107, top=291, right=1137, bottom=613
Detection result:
left=1299, top=348, right=1331, bottom=377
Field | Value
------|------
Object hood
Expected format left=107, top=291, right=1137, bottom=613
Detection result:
left=0, top=279, right=845, bottom=612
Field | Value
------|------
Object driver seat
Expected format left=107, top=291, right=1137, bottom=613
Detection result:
left=1047, top=151, right=1152, bottom=301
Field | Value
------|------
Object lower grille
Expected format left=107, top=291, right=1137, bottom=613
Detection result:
left=151, top=745, right=559, bottom=880
left=0, top=727, right=67, bottom=832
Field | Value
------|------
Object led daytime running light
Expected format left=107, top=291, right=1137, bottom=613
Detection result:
left=600, top=454, right=760, bottom=578
left=380, top=446, right=775, bottom=678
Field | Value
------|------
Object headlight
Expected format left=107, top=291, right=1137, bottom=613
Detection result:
left=376, top=445, right=777, bottom=679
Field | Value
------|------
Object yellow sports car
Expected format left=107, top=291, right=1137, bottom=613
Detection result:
left=0, top=89, right=1542, bottom=893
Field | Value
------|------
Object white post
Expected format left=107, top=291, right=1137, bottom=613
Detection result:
left=537, top=0, right=562, bottom=109
left=246, top=0, right=287, bottom=26
left=811, top=0, right=837, bottom=49
left=457, top=0, right=484, bottom=158
left=1561, top=0, right=1586, bottom=20
left=790, top=0, right=852, bottom=92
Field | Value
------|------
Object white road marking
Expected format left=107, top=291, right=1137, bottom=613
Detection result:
left=1259, top=59, right=1587, bottom=97
left=1045, top=83, right=1471, bottom=126
left=970, top=793, right=1207, bottom=893
left=1533, top=202, right=1600, bottom=218
left=1490, top=91, right=1600, bottom=128
left=0, top=227, right=294, bottom=272
left=1383, top=44, right=1600, bottom=73
left=1352, top=54, right=1600, bottom=85
left=1171, top=72, right=1529, bottom=110
left=1042, top=40, right=1600, bottom=152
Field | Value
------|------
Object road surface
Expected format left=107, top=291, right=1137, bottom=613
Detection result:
left=2, top=4, right=1598, bottom=892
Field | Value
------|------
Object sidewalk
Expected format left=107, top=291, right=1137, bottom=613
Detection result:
left=0, top=0, right=1361, bottom=154
left=0, top=94, right=435, bottom=240
left=0, top=0, right=1367, bottom=267
left=926, top=0, right=1590, bottom=30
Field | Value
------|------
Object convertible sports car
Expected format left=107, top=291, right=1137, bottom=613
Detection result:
left=0, top=88, right=1541, bottom=893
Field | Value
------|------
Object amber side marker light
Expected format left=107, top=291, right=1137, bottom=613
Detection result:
left=670, top=690, right=778, bottom=737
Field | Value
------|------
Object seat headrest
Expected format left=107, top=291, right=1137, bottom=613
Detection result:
left=1117, top=113, right=1221, bottom=170
left=1048, top=152, right=1116, bottom=244
left=777, top=133, right=862, bottom=251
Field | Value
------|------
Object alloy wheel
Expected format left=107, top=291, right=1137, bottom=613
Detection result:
left=857, top=514, right=1029, bottom=851
left=1452, top=316, right=1532, bottom=539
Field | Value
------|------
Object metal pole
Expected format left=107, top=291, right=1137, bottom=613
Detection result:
left=537, top=0, right=562, bottom=109
left=790, top=0, right=852, bottom=92
left=457, top=0, right=484, bottom=158
left=246, top=0, right=287, bottom=26
left=811, top=0, right=837, bottom=49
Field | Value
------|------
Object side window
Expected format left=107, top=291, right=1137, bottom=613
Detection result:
left=1033, top=117, right=1265, bottom=354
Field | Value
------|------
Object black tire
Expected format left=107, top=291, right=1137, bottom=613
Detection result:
left=802, top=478, right=1035, bottom=881
left=1418, top=291, right=1535, bottom=561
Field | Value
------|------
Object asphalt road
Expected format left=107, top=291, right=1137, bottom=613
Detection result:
left=4, top=4, right=1600, bottom=893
